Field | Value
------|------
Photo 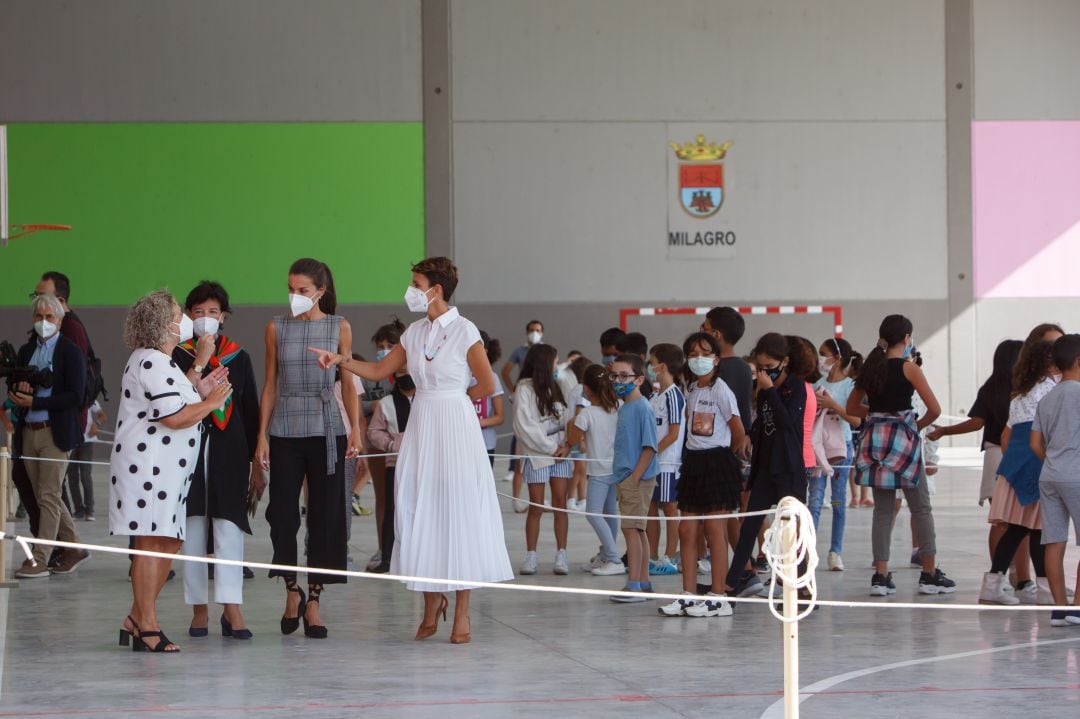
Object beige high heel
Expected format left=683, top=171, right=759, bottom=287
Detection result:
left=415, top=595, right=448, bottom=640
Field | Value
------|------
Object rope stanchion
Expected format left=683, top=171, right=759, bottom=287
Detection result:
left=762, top=497, right=819, bottom=719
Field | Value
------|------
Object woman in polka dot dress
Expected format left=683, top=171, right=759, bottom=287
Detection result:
left=111, top=289, right=232, bottom=653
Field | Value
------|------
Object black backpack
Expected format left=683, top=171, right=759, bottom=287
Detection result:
left=84, top=341, right=108, bottom=406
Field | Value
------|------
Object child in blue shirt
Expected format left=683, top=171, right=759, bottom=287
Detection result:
left=609, top=355, right=660, bottom=602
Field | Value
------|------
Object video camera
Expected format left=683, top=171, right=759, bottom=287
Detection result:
left=0, top=340, right=54, bottom=392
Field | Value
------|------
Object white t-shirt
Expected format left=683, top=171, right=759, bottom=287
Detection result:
left=685, top=379, right=740, bottom=451
left=83, top=400, right=103, bottom=442
left=649, top=384, right=686, bottom=472
left=334, top=374, right=366, bottom=436
left=1007, top=376, right=1058, bottom=427
left=573, top=404, right=619, bottom=477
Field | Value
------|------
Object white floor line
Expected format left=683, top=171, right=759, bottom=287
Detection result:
left=759, top=634, right=1080, bottom=718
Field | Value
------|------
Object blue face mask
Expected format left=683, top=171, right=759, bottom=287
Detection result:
left=601, top=355, right=617, bottom=367
left=901, top=340, right=915, bottom=359
left=645, top=364, right=658, bottom=383
left=375, top=348, right=391, bottom=362
left=612, top=381, right=635, bottom=398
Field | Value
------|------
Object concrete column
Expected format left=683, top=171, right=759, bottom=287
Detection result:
left=422, top=0, right=453, bottom=259
left=944, top=0, right=976, bottom=437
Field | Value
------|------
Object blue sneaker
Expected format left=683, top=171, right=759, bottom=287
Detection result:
left=649, top=557, right=679, bottom=576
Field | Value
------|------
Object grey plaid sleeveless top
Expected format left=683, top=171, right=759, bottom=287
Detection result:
left=268, top=315, right=346, bottom=473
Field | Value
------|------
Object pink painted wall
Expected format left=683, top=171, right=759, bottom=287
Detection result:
left=973, top=121, right=1080, bottom=298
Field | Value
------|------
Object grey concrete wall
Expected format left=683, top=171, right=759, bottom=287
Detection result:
left=449, top=0, right=949, bottom=306
left=0, top=0, right=422, bottom=121
left=973, top=0, right=1080, bottom=120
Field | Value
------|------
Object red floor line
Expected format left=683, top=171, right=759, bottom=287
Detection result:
left=3, top=684, right=1080, bottom=716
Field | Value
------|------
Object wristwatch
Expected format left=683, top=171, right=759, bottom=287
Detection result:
left=192, top=363, right=205, bottom=374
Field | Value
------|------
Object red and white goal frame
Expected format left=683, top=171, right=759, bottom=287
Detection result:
left=619, top=305, right=844, bottom=337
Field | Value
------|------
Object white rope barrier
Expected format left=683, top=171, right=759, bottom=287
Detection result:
left=0, top=528, right=1076, bottom=612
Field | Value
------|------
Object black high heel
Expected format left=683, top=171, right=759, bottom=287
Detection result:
left=280, top=583, right=307, bottom=635
left=303, top=584, right=327, bottom=639
left=222, top=614, right=253, bottom=640
left=118, top=615, right=136, bottom=647
left=128, top=616, right=180, bottom=653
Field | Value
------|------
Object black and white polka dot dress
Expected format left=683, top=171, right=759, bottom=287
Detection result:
left=108, top=348, right=202, bottom=540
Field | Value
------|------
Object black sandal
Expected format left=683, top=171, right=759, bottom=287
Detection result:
left=118, top=615, right=136, bottom=647
left=127, top=616, right=180, bottom=653
left=303, top=584, right=328, bottom=639
left=280, top=579, right=307, bottom=635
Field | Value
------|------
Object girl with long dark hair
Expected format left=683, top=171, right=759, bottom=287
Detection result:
left=847, top=314, right=952, bottom=597
left=514, top=343, right=573, bottom=576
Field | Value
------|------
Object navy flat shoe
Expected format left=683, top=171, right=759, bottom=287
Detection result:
left=221, top=615, right=253, bottom=640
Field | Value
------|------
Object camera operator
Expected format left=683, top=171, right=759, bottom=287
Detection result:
left=8, top=293, right=91, bottom=578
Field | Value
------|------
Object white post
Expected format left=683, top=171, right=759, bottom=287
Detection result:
left=781, top=514, right=800, bottom=719
left=0, top=439, right=10, bottom=582
left=0, top=125, right=8, bottom=246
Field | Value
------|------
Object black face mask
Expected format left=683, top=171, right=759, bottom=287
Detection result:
left=764, top=365, right=784, bottom=382
left=395, top=375, right=416, bottom=392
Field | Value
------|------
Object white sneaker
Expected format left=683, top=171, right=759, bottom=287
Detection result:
left=697, top=558, right=712, bottom=575
left=519, top=551, right=538, bottom=575
left=565, top=499, right=577, bottom=511
left=365, top=551, right=383, bottom=572
left=582, top=553, right=604, bottom=572
left=513, top=497, right=528, bottom=513
left=591, top=560, right=627, bottom=576
left=1016, top=580, right=1038, bottom=605
left=685, top=593, right=734, bottom=618
left=658, top=592, right=695, bottom=616
left=501, top=470, right=514, bottom=482
left=554, top=549, right=569, bottom=575
left=978, top=572, right=1019, bottom=605
left=827, top=551, right=844, bottom=571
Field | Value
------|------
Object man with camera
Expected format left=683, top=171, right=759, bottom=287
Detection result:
left=8, top=293, right=90, bottom=578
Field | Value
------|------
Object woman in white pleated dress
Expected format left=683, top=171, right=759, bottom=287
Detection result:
left=310, top=257, right=513, bottom=644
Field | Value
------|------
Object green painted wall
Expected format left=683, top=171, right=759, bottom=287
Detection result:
left=2, top=123, right=424, bottom=306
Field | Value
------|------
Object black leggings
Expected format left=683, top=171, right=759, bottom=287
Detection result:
left=380, top=467, right=396, bottom=566
left=726, top=471, right=809, bottom=589
left=266, top=435, right=348, bottom=585
left=990, top=523, right=1045, bottom=576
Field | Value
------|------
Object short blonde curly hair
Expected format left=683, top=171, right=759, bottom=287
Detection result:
left=124, top=289, right=178, bottom=350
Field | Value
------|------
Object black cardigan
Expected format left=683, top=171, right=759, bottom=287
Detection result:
left=748, top=376, right=807, bottom=493
left=13, top=334, right=87, bottom=455
left=173, top=341, right=260, bottom=534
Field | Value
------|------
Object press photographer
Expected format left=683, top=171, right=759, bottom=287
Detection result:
left=7, top=293, right=91, bottom=579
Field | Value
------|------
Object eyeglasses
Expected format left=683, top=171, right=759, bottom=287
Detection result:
left=608, top=372, right=639, bottom=382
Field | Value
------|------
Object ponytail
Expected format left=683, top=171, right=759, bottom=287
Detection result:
left=855, top=314, right=912, bottom=397
left=319, top=263, right=337, bottom=315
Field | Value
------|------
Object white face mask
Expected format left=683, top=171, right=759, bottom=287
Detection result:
left=289, top=293, right=318, bottom=317
left=819, top=357, right=835, bottom=375
left=688, top=355, right=717, bottom=377
left=193, top=316, right=220, bottom=338
left=171, top=315, right=194, bottom=342
left=33, top=319, right=58, bottom=340
left=528, top=331, right=543, bottom=345
left=405, top=286, right=434, bottom=313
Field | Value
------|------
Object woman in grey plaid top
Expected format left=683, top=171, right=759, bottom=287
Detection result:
left=253, top=258, right=363, bottom=639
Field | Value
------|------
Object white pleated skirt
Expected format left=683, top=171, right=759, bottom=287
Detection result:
left=391, top=389, right=514, bottom=592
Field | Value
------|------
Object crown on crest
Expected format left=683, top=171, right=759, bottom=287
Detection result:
left=669, top=135, right=732, bottom=161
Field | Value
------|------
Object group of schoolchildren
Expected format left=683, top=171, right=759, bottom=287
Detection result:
left=498, top=309, right=1080, bottom=626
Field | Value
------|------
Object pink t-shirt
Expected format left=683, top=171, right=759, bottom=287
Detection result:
left=802, top=382, right=817, bottom=468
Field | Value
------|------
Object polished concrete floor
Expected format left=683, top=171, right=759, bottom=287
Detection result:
left=2, top=449, right=1080, bottom=718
